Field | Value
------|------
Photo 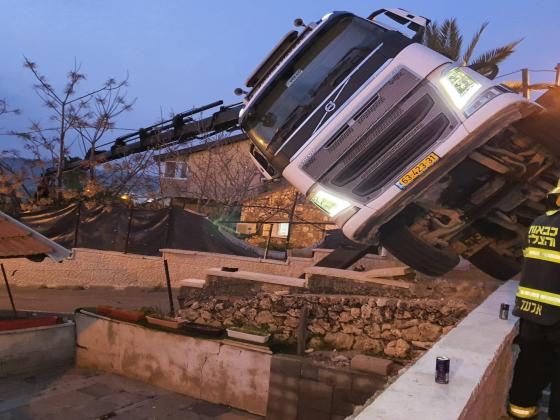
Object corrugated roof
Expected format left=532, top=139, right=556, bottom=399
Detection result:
left=0, top=211, right=71, bottom=261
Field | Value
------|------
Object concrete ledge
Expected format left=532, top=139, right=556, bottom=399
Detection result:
left=179, top=278, right=206, bottom=288
left=0, top=321, right=75, bottom=377
left=75, top=311, right=271, bottom=416
left=162, top=248, right=294, bottom=265
left=73, top=248, right=162, bottom=261
left=205, top=268, right=307, bottom=288
left=353, top=280, right=519, bottom=420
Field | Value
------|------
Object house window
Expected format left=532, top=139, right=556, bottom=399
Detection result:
left=164, top=161, right=188, bottom=179
left=276, top=223, right=290, bottom=237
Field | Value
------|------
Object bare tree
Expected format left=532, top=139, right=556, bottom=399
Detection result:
left=72, top=78, right=135, bottom=180
left=181, top=132, right=261, bottom=215
left=0, top=99, right=20, bottom=118
left=13, top=58, right=133, bottom=202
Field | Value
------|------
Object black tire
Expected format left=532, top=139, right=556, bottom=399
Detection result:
left=467, top=245, right=521, bottom=281
left=379, top=219, right=460, bottom=277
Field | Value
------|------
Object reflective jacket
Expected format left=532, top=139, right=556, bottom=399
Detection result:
left=513, top=209, right=560, bottom=325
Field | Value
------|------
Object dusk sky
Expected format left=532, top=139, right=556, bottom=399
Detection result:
left=1, top=0, right=559, bottom=156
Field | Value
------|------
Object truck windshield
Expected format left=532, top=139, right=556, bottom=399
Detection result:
left=243, top=15, right=386, bottom=151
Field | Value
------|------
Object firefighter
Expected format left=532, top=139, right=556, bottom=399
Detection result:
left=508, top=180, right=560, bottom=419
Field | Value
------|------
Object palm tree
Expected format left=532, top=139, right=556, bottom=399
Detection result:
left=424, top=19, right=522, bottom=76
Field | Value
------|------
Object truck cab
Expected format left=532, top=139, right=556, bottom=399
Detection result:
left=240, top=8, right=547, bottom=279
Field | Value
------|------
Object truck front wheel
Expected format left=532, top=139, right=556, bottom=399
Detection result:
left=379, top=218, right=460, bottom=277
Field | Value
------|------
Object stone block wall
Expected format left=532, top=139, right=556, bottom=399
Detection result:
left=3, top=248, right=165, bottom=288
left=178, top=293, right=470, bottom=360
left=268, top=354, right=387, bottom=420
left=240, top=185, right=336, bottom=249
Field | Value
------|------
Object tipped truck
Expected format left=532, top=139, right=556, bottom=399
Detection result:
left=239, top=8, right=556, bottom=280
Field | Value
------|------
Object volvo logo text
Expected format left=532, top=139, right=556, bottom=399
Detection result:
left=324, top=101, right=336, bottom=113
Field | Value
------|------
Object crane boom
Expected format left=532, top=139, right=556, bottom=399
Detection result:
left=48, top=100, right=242, bottom=174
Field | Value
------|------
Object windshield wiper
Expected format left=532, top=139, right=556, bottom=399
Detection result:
left=271, top=104, right=314, bottom=148
left=312, top=47, right=370, bottom=98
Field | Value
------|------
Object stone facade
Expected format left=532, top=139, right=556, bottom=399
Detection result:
left=240, top=184, right=336, bottom=249
left=158, top=136, right=261, bottom=202
left=178, top=293, right=469, bottom=360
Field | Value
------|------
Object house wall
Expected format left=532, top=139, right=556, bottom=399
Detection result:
left=240, top=185, right=336, bottom=249
left=159, top=139, right=262, bottom=201
left=158, top=139, right=333, bottom=249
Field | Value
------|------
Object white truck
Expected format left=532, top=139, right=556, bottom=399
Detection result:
left=239, top=8, right=557, bottom=279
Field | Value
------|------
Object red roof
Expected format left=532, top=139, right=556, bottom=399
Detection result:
left=0, top=212, right=70, bottom=261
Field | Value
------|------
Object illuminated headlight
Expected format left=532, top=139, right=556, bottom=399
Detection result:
left=309, top=187, right=352, bottom=217
left=440, top=67, right=481, bottom=109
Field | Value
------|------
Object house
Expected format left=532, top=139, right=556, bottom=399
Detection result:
left=155, top=133, right=262, bottom=212
left=155, top=133, right=335, bottom=249
left=238, top=183, right=336, bottom=249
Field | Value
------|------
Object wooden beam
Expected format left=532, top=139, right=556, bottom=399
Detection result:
left=304, top=266, right=411, bottom=289
left=362, top=266, right=413, bottom=278
left=206, top=268, right=307, bottom=288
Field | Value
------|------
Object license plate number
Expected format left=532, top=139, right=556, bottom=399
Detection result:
left=396, top=152, right=440, bottom=190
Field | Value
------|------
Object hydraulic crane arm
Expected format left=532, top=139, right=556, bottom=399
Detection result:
left=48, top=100, right=243, bottom=174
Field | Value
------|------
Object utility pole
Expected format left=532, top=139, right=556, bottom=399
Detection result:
left=522, top=68, right=530, bottom=99
left=555, top=63, right=560, bottom=87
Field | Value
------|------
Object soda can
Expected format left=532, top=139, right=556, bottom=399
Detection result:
left=500, top=303, right=510, bottom=320
left=435, top=356, right=450, bottom=384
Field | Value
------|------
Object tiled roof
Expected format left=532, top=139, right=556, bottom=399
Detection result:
left=0, top=212, right=71, bottom=261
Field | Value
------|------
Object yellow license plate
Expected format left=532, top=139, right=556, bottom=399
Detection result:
left=396, top=152, right=440, bottom=190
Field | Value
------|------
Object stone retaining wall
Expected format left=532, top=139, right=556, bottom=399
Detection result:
left=178, top=293, right=470, bottom=360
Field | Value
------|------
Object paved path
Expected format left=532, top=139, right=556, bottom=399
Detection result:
left=0, top=367, right=261, bottom=420
left=0, top=286, right=173, bottom=314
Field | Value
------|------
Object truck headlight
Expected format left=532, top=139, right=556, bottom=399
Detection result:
left=309, top=187, right=352, bottom=217
left=440, top=67, right=481, bottom=109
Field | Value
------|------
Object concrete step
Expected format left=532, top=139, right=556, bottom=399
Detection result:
left=178, top=278, right=206, bottom=289
left=205, top=268, right=307, bottom=288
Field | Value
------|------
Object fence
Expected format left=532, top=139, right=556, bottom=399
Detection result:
left=17, top=201, right=337, bottom=258
left=18, top=203, right=252, bottom=256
